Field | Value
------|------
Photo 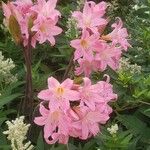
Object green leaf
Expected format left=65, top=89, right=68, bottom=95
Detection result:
left=0, top=128, right=7, bottom=145
left=36, top=132, right=44, bottom=150
left=117, top=115, right=150, bottom=141
left=2, top=81, right=24, bottom=95
left=0, top=93, right=22, bottom=108
left=83, top=139, right=96, bottom=150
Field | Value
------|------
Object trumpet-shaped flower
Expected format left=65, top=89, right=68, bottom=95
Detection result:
left=79, top=77, right=105, bottom=110
left=2, top=0, right=62, bottom=47
left=95, top=44, right=122, bottom=71
left=32, top=17, right=62, bottom=45
left=97, top=80, right=118, bottom=102
left=34, top=104, right=70, bottom=144
left=107, top=18, right=131, bottom=51
left=71, top=106, right=110, bottom=140
left=92, top=1, right=107, bottom=17
left=70, top=30, right=99, bottom=60
left=38, top=77, right=80, bottom=112
left=75, top=55, right=99, bottom=77
left=72, top=1, right=107, bottom=33
left=32, top=0, right=61, bottom=20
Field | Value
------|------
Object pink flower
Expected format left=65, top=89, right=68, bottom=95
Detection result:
left=34, top=103, right=70, bottom=144
left=13, top=0, right=33, bottom=14
left=2, top=0, right=62, bottom=47
left=95, top=44, right=122, bottom=71
left=97, top=80, right=118, bottom=102
left=88, top=1, right=107, bottom=17
left=32, top=0, right=61, bottom=20
left=72, top=1, right=107, bottom=34
left=2, top=2, right=11, bottom=25
left=79, top=77, right=105, bottom=110
left=107, top=18, right=131, bottom=51
left=38, top=77, right=80, bottom=112
left=31, top=17, right=62, bottom=45
left=70, top=30, right=99, bottom=60
left=2, top=2, right=22, bottom=27
left=31, top=0, right=62, bottom=46
left=71, top=106, right=110, bottom=140
left=75, top=55, right=99, bottom=77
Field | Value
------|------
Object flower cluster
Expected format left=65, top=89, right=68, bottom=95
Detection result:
left=2, top=0, right=62, bottom=47
left=0, top=51, right=17, bottom=84
left=118, top=57, right=141, bottom=75
left=70, top=1, right=131, bottom=77
left=3, top=116, right=34, bottom=150
left=34, top=76, right=117, bottom=144
left=107, top=124, right=119, bottom=135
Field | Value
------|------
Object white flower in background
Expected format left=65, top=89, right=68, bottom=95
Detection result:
left=77, top=0, right=85, bottom=10
left=107, top=124, right=119, bottom=135
left=118, top=57, right=141, bottom=75
left=0, top=51, right=17, bottom=84
left=65, top=16, right=80, bottom=39
left=65, top=0, right=85, bottom=39
left=3, top=116, right=34, bottom=150
left=133, top=4, right=147, bottom=11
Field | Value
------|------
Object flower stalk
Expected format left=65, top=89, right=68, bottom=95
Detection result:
left=21, top=36, right=33, bottom=120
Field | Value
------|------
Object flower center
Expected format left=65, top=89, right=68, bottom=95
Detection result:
left=40, top=24, right=46, bottom=33
left=51, top=111, right=60, bottom=122
left=80, top=40, right=88, bottom=49
left=56, top=87, right=64, bottom=96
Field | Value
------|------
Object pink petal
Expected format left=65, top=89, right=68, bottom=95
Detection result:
left=59, top=134, right=69, bottom=144
left=45, top=133, right=59, bottom=144
left=70, top=39, right=81, bottom=49
left=34, top=116, right=46, bottom=126
left=84, top=100, right=95, bottom=111
left=64, top=90, right=80, bottom=101
left=89, top=123, right=99, bottom=136
left=74, top=49, right=83, bottom=60
left=39, top=103, right=49, bottom=116
left=48, top=98, right=59, bottom=112
left=83, top=77, right=91, bottom=87
left=87, top=111, right=109, bottom=124
left=51, top=26, right=62, bottom=35
left=61, top=78, right=73, bottom=89
left=48, top=36, right=55, bottom=46
left=38, top=89, right=52, bottom=101
left=2, top=2, right=11, bottom=18
left=81, top=122, right=89, bottom=140
left=48, top=77, right=60, bottom=89
left=44, top=122, right=53, bottom=139
left=60, top=99, right=70, bottom=111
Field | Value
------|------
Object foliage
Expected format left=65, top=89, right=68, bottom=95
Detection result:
left=0, top=0, right=150, bottom=149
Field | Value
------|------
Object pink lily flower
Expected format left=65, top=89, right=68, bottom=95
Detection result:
left=95, top=44, right=122, bottom=71
left=107, top=18, right=131, bottom=51
left=88, top=1, right=107, bottom=17
left=70, top=30, right=99, bottom=60
left=72, top=1, right=107, bottom=34
left=75, top=55, right=99, bottom=77
left=79, top=77, right=106, bottom=111
left=32, top=17, right=62, bottom=45
left=32, top=0, right=61, bottom=20
left=34, top=103, right=70, bottom=144
left=38, top=77, right=80, bottom=112
left=97, top=80, right=118, bottom=102
left=71, top=106, right=110, bottom=140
